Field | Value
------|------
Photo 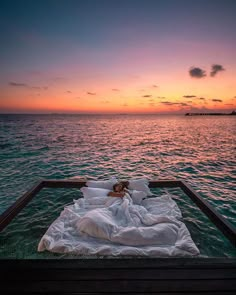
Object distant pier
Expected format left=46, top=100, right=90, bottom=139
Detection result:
left=185, top=111, right=236, bottom=116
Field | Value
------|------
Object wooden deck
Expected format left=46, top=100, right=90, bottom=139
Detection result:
left=1, top=258, right=236, bottom=294
left=0, top=179, right=236, bottom=294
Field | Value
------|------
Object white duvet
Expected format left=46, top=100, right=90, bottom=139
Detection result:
left=38, top=193, right=199, bottom=257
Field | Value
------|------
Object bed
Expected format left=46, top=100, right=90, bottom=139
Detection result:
left=38, top=178, right=199, bottom=257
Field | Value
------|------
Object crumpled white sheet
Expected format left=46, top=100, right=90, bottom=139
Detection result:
left=38, top=194, right=199, bottom=257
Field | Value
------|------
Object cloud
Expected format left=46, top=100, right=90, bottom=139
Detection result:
left=189, top=67, right=206, bottom=78
left=66, top=90, right=72, bottom=93
left=161, top=101, right=191, bottom=107
left=198, top=97, right=206, bottom=100
left=31, top=85, right=48, bottom=90
left=112, top=88, right=120, bottom=91
left=189, top=64, right=225, bottom=78
left=210, top=64, right=225, bottom=77
left=87, top=92, right=96, bottom=95
left=9, top=82, right=28, bottom=87
left=121, top=103, right=128, bottom=107
left=224, top=103, right=234, bottom=106
left=100, top=100, right=110, bottom=104
left=9, top=82, right=49, bottom=91
left=152, top=85, right=158, bottom=88
left=161, top=101, right=180, bottom=105
left=157, top=96, right=166, bottom=99
left=179, top=103, right=190, bottom=106
left=142, top=94, right=152, bottom=98
left=149, top=103, right=156, bottom=107
left=74, top=97, right=81, bottom=99
left=212, top=99, right=222, bottom=102
left=183, top=95, right=196, bottom=98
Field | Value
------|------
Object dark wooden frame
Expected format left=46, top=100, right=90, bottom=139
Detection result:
left=1, top=179, right=236, bottom=294
left=1, top=179, right=235, bottom=246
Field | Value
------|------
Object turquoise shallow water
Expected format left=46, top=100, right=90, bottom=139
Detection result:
left=0, top=114, right=235, bottom=258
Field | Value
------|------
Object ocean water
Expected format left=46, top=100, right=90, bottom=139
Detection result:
left=0, top=114, right=235, bottom=258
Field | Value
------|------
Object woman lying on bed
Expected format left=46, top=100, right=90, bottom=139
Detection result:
left=108, top=181, right=130, bottom=198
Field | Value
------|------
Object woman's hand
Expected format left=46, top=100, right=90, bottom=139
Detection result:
left=108, top=191, right=125, bottom=198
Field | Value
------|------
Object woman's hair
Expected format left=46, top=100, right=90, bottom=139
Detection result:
left=121, top=181, right=129, bottom=189
left=113, top=181, right=129, bottom=191
left=113, top=182, right=125, bottom=191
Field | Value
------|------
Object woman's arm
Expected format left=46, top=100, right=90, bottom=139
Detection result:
left=108, top=191, right=125, bottom=198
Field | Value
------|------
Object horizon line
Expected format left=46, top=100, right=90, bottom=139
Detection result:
left=0, top=112, right=186, bottom=115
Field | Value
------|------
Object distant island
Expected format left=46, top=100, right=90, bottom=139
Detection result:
left=185, top=111, right=236, bottom=116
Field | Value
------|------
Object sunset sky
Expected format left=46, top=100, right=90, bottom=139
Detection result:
left=0, top=0, right=236, bottom=114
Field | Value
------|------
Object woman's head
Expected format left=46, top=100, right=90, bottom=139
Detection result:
left=113, top=182, right=125, bottom=192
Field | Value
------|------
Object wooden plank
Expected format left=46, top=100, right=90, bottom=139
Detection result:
left=42, top=179, right=87, bottom=188
left=149, top=180, right=182, bottom=188
left=17, top=292, right=236, bottom=295
left=3, top=292, right=235, bottom=295
left=2, top=279, right=236, bottom=292
left=0, top=180, right=44, bottom=231
left=180, top=180, right=236, bottom=247
left=2, top=268, right=236, bottom=281
left=42, top=179, right=181, bottom=189
left=1, top=259, right=236, bottom=294
left=2, top=258, right=236, bottom=269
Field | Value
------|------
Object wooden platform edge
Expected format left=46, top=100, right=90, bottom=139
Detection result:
left=1, top=257, right=236, bottom=269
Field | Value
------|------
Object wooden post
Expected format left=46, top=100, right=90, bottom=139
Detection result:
left=0, top=181, right=44, bottom=231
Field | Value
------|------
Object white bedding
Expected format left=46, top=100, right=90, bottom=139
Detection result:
left=38, top=193, right=199, bottom=257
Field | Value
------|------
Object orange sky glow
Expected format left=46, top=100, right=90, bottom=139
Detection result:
left=1, top=1, right=236, bottom=114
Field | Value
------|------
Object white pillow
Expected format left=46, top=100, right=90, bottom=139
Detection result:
left=80, top=187, right=110, bottom=199
left=128, top=178, right=152, bottom=196
left=131, top=190, right=147, bottom=205
left=86, top=177, right=117, bottom=190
